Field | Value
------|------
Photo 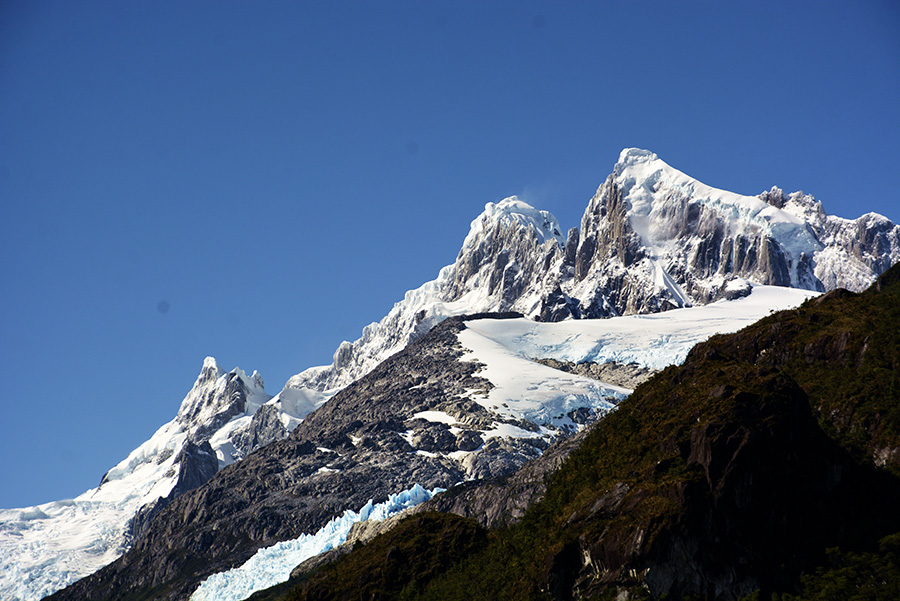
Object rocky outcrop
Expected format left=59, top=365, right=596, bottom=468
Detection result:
left=128, top=440, right=219, bottom=541
left=169, top=440, right=219, bottom=498
left=423, top=419, right=596, bottom=528
left=532, top=358, right=656, bottom=389
left=176, top=359, right=262, bottom=443
left=231, top=403, right=289, bottom=457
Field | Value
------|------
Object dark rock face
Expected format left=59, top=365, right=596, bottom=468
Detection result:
left=170, top=440, right=219, bottom=498
left=551, top=367, right=900, bottom=601
left=536, top=284, right=581, bottom=322
left=642, top=377, right=852, bottom=599
left=231, top=403, right=289, bottom=457
left=424, top=422, right=596, bottom=528
left=532, top=358, right=656, bottom=389
left=176, top=369, right=249, bottom=443
left=128, top=440, right=219, bottom=542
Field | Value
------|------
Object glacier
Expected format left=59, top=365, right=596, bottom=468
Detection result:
left=189, top=484, right=441, bottom=601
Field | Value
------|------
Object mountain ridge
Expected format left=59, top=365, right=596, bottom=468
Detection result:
left=4, top=148, right=898, bottom=601
left=286, top=148, right=899, bottom=395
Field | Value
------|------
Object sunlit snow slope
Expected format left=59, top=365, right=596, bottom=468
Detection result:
left=463, top=283, right=817, bottom=371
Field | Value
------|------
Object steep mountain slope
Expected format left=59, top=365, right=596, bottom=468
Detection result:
left=42, top=314, right=610, bottom=601
left=288, top=199, right=568, bottom=394
left=567, top=148, right=899, bottom=317
left=272, top=264, right=900, bottom=601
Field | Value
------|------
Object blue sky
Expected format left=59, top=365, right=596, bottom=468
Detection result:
left=1, top=1, right=898, bottom=508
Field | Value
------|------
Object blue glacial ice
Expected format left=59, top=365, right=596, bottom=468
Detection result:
left=190, top=483, right=440, bottom=601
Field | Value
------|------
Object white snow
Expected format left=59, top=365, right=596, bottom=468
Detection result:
left=615, top=148, right=806, bottom=230
left=0, top=418, right=185, bottom=601
left=412, top=410, right=459, bottom=426
left=189, top=484, right=441, bottom=601
left=458, top=327, right=626, bottom=429
left=462, top=283, right=816, bottom=371
left=465, top=197, right=565, bottom=247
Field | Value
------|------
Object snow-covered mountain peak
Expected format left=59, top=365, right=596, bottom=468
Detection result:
left=198, top=356, right=224, bottom=384
left=611, top=149, right=805, bottom=232
left=616, top=147, right=658, bottom=167
left=175, top=359, right=272, bottom=442
left=469, top=197, right=565, bottom=247
left=288, top=148, right=899, bottom=395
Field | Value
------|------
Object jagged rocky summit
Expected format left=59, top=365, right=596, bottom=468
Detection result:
left=287, top=148, right=900, bottom=393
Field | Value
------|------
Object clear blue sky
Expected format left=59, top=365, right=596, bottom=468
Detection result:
left=1, top=1, right=898, bottom=508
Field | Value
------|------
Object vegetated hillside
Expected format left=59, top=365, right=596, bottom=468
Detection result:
left=266, top=263, right=900, bottom=601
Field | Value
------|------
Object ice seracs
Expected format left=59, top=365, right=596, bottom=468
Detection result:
left=189, top=484, right=441, bottom=601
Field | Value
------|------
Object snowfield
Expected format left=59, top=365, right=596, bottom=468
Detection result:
left=459, top=326, right=627, bottom=430
left=463, top=283, right=817, bottom=371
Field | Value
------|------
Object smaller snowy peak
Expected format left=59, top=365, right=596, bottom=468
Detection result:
left=615, top=147, right=659, bottom=169
left=198, top=356, right=224, bottom=384
left=468, top=197, right=565, bottom=247
left=176, top=358, right=271, bottom=441
left=288, top=196, right=570, bottom=393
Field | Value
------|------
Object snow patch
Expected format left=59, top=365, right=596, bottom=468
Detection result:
left=412, top=410, right=459, bottom=426
left=464, top=284, right=816, bottom=371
